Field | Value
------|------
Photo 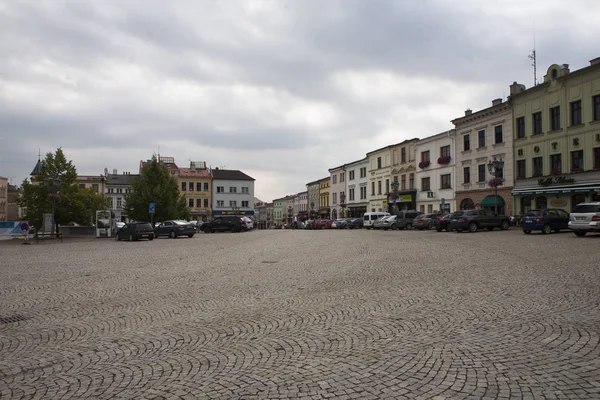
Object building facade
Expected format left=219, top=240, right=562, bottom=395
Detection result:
left=272, top=197, right=285, bottom=225
left=177, top=162, right=212, bottom=221
left=211, top=169, right=255, bottom=217
left=318, top=177, right=330, bottom=218
left=367, top=145, right=393, bottom=212
left=510, top=60, right=600, bottom=214
left=389, top=139, right=419, bottom=212
left=328, top=165, right=346, bottom=219
left=414, top=131, right=456, bottom=214
left=284, top=195, right=295, bottom=224
left=306, top=180, right=320, bottom=219
left=452, top=99, right=514, bottom=215
left=295, top=191, right=308, bottom=221
left=266, top=202, right=274, bottom=228
left=0, top=176, right=7, bottom=221
left=344, top=157, right=369, bottom=218
left=76, top=175, right=106, bottom=194
left=104, top=170, right=137, bottom=222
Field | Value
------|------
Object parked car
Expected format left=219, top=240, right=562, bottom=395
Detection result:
left=195, top=220, right=205, bottom=232
left=304, top=220, right=315, bottom=229
left=331, top=219, right=346, bottom=229
left=363, top=212, right=390, bottom=229
left=449, top=209, right=510, bottom=232
left=202, top=216, right=246, bottom=233
left=521, top=209, right=570, bottom=234
left=337, top=218, right=354, bottom=229
left=315, top=219, right=333, bottom=229
left=395, top=210, right=422, bottom=230
left=374, top=215, right=399, bottom=230
left=115, top=221, right=125, bottom=233
left=241, top=216, right=254, bottom=231
left=568, top=202, right=600, bottom=236
left=154, top=220, right=196, bottom=238
left=116, top=222, right=155, bottom=241
left=434, top=214, right=452, bottom=232
left=347, top=218, right=364, bottom=229
left=414, top=213, right=443, bottom=230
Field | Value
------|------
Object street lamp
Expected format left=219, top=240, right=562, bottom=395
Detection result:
left=487, top=158, right=505, bottom=216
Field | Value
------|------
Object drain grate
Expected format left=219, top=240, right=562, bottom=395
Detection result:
left=0, top=315, right=29, bottom=324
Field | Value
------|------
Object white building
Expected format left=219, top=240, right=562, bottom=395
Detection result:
left=211, top=169, right=255, bottom=217
left=294, top=191, right=308, bottom=221
left=104, top=169, right=138, bottom=222
left=344, top=157, right=369, bottom=217
left=328, top=164, right=346, bottom=219
left=414, top=130, right=456, bottom=214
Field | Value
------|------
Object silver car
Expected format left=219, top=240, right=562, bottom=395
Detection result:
left=373, top=215, right=398, bottom=230
left=569, top=202, right=600, bottom=236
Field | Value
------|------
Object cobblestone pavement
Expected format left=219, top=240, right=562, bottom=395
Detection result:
left=1, top=229, right=599, bottom=399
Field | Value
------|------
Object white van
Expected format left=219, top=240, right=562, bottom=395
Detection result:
left=363, top=212, right=390, bottom=229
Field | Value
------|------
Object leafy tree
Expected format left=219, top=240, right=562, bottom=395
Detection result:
left=124, top=157, right=189, bottom=224
left=18, top=148, right=109, bottom=229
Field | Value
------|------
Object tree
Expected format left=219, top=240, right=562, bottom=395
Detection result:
left=18, top=148, right=109, bottom=229
left=124, top=157, right=189, bottom=224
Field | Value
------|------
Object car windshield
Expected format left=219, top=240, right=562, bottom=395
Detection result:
left=525, top=210, right=542, bottom=216
left=378, top=216, right=390, bottom=221
left=451, top=211, right=464, bottom=218
left=573, top=204, right=600, bottom=213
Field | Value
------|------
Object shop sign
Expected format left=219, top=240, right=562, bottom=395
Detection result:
left=538, top=176, right=575, bottom=187
left=550, top=199, right=568, bottom=207
left=399, top=195, right=412, bottom=202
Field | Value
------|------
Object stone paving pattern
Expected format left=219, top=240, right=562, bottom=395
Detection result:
left=1, top=229, right=599, bottom=399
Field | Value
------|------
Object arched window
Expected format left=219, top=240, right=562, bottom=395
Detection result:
left=521, top=197, right=532, bottom=215
left=535, top=196, right=547, bottom=210
left=460, top=198, right=475, bottom=210
left=551, top=69, right=558, bottom=79
left=571, top=194, right=586, bottom=211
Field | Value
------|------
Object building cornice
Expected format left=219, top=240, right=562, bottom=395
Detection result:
left=451, top=104, right=511, bottom=127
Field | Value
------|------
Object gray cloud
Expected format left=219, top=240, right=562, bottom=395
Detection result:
left=1, top=0, right=598, bottom=200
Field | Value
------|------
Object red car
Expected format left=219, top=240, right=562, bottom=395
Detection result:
left=314, top=220, right=332, bottom=229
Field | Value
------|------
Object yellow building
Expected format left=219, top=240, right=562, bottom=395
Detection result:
left=176, top=161, right=212, bottom=221
left=510, top=58, right=600, bottom=214
left=318, top=177, right=330, bottom=218
left=389, top=139, right=419, bottom=211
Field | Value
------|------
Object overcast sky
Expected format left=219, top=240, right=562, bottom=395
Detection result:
left=1, top=0, right=598, bottom=201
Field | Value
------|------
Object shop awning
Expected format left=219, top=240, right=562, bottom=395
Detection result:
left=512, top=185, right=600, bottom=196
left=480, top=195, right=505, bottom=207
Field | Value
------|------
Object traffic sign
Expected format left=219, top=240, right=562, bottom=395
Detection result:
left=149, top=202, right=156, bottom=214
left=441, top=198, right=446, bottom=205
left=20, top=222, right=29, bottom=232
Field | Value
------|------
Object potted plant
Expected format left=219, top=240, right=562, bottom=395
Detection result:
left=551, top=169, right=562, bottom=175
left=418, top=160, right=431, bottom=169
left=488, top=177, right=505, bottom=188
left=437, top=156, right=451, bottom=165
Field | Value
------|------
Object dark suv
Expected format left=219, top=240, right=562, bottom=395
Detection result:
left=202, top=216, right=246, bottom=233
left=449, top=209, right=510, bottom=232
left=116, top=222, right=155, bottom=241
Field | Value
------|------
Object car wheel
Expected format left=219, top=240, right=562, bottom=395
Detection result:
left=542, top=224, right=552, bottom=234
left=230, top=227, right=236, bottom=233
left=406, top=223, right=413, bottom=229
left=468, top=222, right=478, bottom=233
left=148, top=235, right=154, bottom=241
left=391, top=224, right=397, bottom=230
left=436, top=227, right=442, bottom=232
left=523, top=230, right=531, bottom=234
left=500, top=220, right=510, bottom=230
left=128, top=234, right=133, bottom=242
left=169, top=231, right=176, bottom=239
left=574, top=231, right=587, bottom=237
left=188, top=234, right=194, bottom=238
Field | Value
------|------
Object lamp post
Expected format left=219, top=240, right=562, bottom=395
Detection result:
left=46, top=178, right=63, bottom=235
left=339, top=192, right=346, bottom=218
left=390, top=179, right=399, bottom=214
left=487, top=158, right=505, bottom=216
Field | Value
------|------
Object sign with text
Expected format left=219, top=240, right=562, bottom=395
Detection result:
left=538, top=176, right=575, bottom=187
left=149, top=202, right=156, bottom=213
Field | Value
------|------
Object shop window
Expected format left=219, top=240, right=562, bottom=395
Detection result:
left=521, top=197, right=532, bottom=215
left=535, top=196, right=547, bottom=210
left=460, top=198, right=475, bottom=210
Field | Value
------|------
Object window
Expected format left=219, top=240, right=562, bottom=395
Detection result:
left=385, top=179, right=390, bottom=194
left=217, top=186, right=224, bottom=193
left=478, top=165, right=486, bottom=182
left=196, top=199, right=202, bottom=208
left=401, top=147, right=406, bottom=163
left=516, top=160, right=526, bottom=179
left=463, top=134, right=470, bottom=151
left=377, top=157, right=382, bottom=169
left=188, top=182, right=194, bottom=192
left=440, top=174, right=451, bottom=189
left=229, top=200, right=237, bottom=207
left=79, top=184, right=85, bottom=188
left=340, top=173, right=345, bottom=182
left=532, top=156, right=544, bottom=177
left=229, top=186, right=237, bottom=193
left=494, top=125, right=503, bottom=144
left=420, top=205, right=425, bottom=213
left=116, top=197, right=122, bottom=208
left=427, top=204, right=433, bottom=213
left=570, top=100, right=582, bottom=126
left=181, top=182, right=187, bottom=191
left=349, top=170, right=355, bottom=180
left=332, top=175, right=337, bottom=184
left=401, top=175, right=406, bottom=191
left=516, top=117, right=525, bottom=139
left=550, top=154, right=562, bottom=174
left=110, top=198, right=113, bottom=208
left=188, top=198, right=194, bottom=207
left=360, top=186, right=367, bottom=200
left=421, top=151, right=430, bottom=162
left=571, top=150, right=584, bottom=171
left=421, top=177, right=431, bottom=191
left=196, top=182, right=201, bottom=192
left=550, top=106, right=561, bottom=130
left=360, top=167, right=366, bottom=178
left=242, top=201, right=249, bottom=207
left=377, top=181, right=382, bottom=195
left=92, top=184, right=99, bottom=192
left=594, top=95, right=600, bottom=121
left=533, top=112, right=543, bottom=135
left=440, top=145, right=451, bottom=158
left=217, top=200, right=224, bottom=207
left=463, top=167, right=470, bottom=184
left=204, top=182, right=209, bottom=192
left=333, top=192, right=337, bottom=204
left=349, top=188, right=355, bottom=201
left=371, top=182, right=375, bottom=196
left=594, top=147, right=600, bottom=169
left=409, top=173, right=414, bottom=189
left=478, top=130, right=486, bottom=148
left=242, top=187, right=249, bottom=194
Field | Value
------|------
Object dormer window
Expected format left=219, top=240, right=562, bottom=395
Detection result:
left=551, top=69, right=558, bottom=79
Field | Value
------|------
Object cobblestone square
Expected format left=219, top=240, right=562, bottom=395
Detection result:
left=1, top=229, right=599, bottom=399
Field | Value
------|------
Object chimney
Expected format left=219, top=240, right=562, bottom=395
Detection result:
left=464, top=109, right=472, bottom=116
left=113, top=169, right=117, bottom=175
left=492, top=98, right=502, bottom=106
left=590, top=57, right=600, bottom=66
left=510, top=81, right=526, bottom=95
left=190, top=161, right=195, bottom=171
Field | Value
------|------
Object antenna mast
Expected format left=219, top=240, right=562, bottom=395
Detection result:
left=528, top=28, right=537, bottom=86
